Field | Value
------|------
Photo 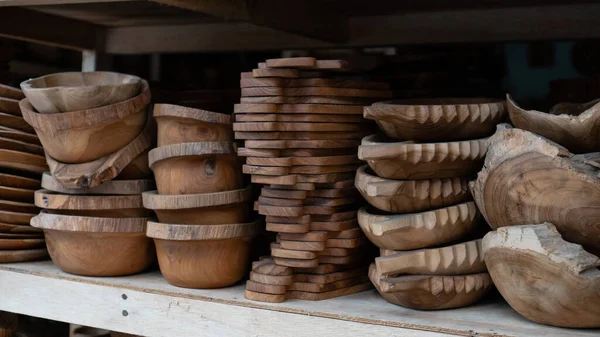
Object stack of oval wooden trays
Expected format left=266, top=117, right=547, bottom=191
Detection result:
left=0, top=84, right=48, bottom=264
left=357, top=99, right=507, bottom=310
left=20, top=71, right=157, bottom=276
left=143, top=103, right=259, bottom=289
left=235, top=57, right=392, bottom=303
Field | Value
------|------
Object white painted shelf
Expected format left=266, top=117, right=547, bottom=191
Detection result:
left=0, top=261, right=596, bottom=337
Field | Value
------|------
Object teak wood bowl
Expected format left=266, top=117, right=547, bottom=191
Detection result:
left=149, top=142, right=242, bottom=195
left=142, top=186, right=251, bottom=224
left=147, top=219, right=261, bottom=288
left=34, top=189, right=152, bottom=217
left=30, top=212, right=155, bottom=276
left=20, top=80, right=150, bottom=164
left=364, top=98, right=506, bottom=141
left=41, top=172, right=154, bottom=195
left=355, top=165, right=471, bottom=213
left=153, top=104, right=232, bottom=146
left=20, top=71, right=141, bottom=114
left=358, top=134, right=488, bottom=179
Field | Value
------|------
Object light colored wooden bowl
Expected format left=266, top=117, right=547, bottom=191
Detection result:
left=153, top=104, right=232, bottom=146
left=142, top=186, right=251, bottom=224
left=149, top=142, right=242, bottom=195
left=364, top=98, right=506, bottom=141
left=34, top=189, right=152, bottom=217
left=483, top=223, right=600, bottom=328
left=147, top=219, right=261, bottom=288
left=355, top=165, right=471, bottom=213
left=358, top=134, right=488, bottom=179
left=20, top=71, right=141, bottom=114
left=30, top=212, right=155, bottom=276
left=19, top=80, right=150, bottom=164
left=41, top=172, right=153, bottom=195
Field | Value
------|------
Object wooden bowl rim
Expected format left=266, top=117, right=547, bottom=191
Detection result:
left=34, top=189, right=143, bottom=210
left=146, top=219, right=262, bottom=240
left=153, top=103, right=232, bottom=124
left=41, top=172, right=154, bottom=195
left=142, top=186, right=251, bottom=209
left=31, top=211, right=148, bottom=232
left=148, top=141, right=236, bottom=167
left=21, top=71, right=140, bottom=90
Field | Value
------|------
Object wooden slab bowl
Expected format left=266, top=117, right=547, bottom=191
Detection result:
left=41, top=172, right=153, bottom=195
left=142, top=186, right=251, bottom=224
left=364, top=98, right=506, bottom=141
left=483, top=223, right=600, bottom=327
left=34, top=189, right=152, bottom=217
left=358, top=134, right=487, bottom=179
left=0, top=149, right=47, bottom=175
left=153, top=104, right=232, bottom=146
left=20, top=71, right=141, bottom=114
left=30, top=212, right=155, bottom=276
left=19, top=80, right=150, bottom=164
left=149, top=142, right=242, bottom=195
left=147, top=219, right=261, bottom=288
left=355, top=165, right=471, bottom=213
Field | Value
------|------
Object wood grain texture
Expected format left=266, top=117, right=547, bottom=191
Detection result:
left=0, top=210, right=34, bottom=225
left=0, top=248, right=47, bottom=263
left=146, top=220, right=261, bottom=240
left=0, top=97, right=22, bottom=117
left=234, top=122, right=365, bottom=132
left=0, top=112, right=34, bottom=134
left=234, top=113, right=364, bottom=123
left=0, top=223, right=42, bottom=234
left=30, top=212, right=148, bottom=232
left=0, top=185, right=35, bottom=202
left=234, top=103, right=364, bottom=115
left=41, top=172, right=153, bottom=195
left=0, top=84, right=25, bottom=100
left=241, top=87, right=391, bottom=99
left=0, top=200, right=38, bottom=214
left=34, top=189, right=149, bottom=217
left=235, top=130, right=369, bottom=140
left=252, top=172, right=355, bottom=186
left=240, top=78, right=389, bottom=90
left=244, top=163, right=360, bottom=175
left=264, top=58, right=349, bottom=70
left=247, top=155, right=360, bottom=167
left=0, top=238, right=45, bottom=250
left=0, top=126, right=41, bottom=145
left=0, top=136, right=43, bottom=155
left=483, top=223, right=600, bottom=328
left=0, top=149, right=47, bottom=174
left=243, top=139, right=360, bottom=149
left=238, top=147, right=356, bottom=158
left=240, top=96, right=376, bottom=105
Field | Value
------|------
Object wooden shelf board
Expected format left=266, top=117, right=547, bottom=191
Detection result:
left=0, top=261, right=595, bottom=337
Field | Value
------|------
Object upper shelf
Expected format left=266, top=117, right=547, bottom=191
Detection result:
left=0, top=0, right=600, bottom=53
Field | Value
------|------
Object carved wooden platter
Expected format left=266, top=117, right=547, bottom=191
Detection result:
left=40, top=172, right=153, bottom=195
left=241, top=87, right=392, bottom=99
left=0, top=112, right=35, bottom=134
left=0, top=173, right=39, bottom=189
left=0, top=149, right=47, bottom=175
left=238, top=147, right=356, bottom=158
left=240, top=78, right=389, bottom=90
left=0, top=248, right=48, bottom=263
left=234, top=103, right=364, bottom=115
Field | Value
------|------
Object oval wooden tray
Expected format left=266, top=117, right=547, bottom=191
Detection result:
left=40, top=172, right=153, bottom=195
left=0, top=238, right=45, bottom=250
left=364, top=98, right=506, bottom=141
left=0, top=248, right=48, bottom=263
left=0, top=149, right=47, bottom=175
left=355, top=165, right=470, bottom=213
left=0, top=199, right=38, bottom=214
left=0, top=83, right=25, bottom=100
left=34, top=189, right=150, bottom=217
left=358, top=134, right=488, bottom=179
left=0, top=126, right=41, bottom=145
left=0, top=136, right=44, bottom=155
left=0, top=96, right=22, bottom=116
left=21, top=71, right=141, bottom=114
left=20, top=80, right=150, bottom=163
left=234, top=103, right=364, bottom=115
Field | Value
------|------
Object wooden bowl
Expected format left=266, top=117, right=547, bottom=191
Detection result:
left=364, top=98, right=506, bottom=141
left=142, top=186, right=251, bottom=224
left=41, top=172, right=154, bottom=195
left=358, top=134, right=488, bottom=179
left=153, top=104, right=232, bottom=146
left=355, top=165, right=471, bottom=213
left=30, top=212, right=155, bottom=276
left=20, top=80, right=150, bottom=164
left=34, top=189, right=152, bottom=217
left=147, top=219, right=261, bottom=288
left=20, top=71, right=141, bottom=114
left=149, top=142, right=242, bottom=194
left=483, top=223, right=600, bottom=328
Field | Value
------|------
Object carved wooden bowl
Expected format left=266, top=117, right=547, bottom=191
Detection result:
left=142, top=186, right=251, bottom=225
left=20, top=80, right=150, bottom=164
left=147, top=219, right=261, bottom=288
left=358, top=134, right=488, bottom=179
left=153, top=104, right=233, bottom=146
left=364, top=98, right=506, bottom=141
left=34, top=189, right=152, bottom=217
left=149, top=142, right=243, bottom=195
left=355, top=165, right=471, bottom=213
left=20, top=71, right=141, bottom=114
left=30, top=212, right=155, bottom=276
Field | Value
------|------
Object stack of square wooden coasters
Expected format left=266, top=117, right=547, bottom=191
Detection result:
left=236, top=57, right=392, bottom=302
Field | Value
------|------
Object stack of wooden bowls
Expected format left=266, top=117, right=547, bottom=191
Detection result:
left=143, top=103, right=258, bottom=289
left=357, top=98, right=507, bottom=310
left=20, top=71, right=157, bottom=276
left=0, top=84, right=48, bottom=264
left=234, top=57, right=393, bottom=303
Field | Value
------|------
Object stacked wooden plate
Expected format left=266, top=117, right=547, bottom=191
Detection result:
left=143, top=103, right=257, bottom=289
left=237, top=57, right=392, bottom=303
left=0, top=84, right=48, bottom=264
left=21, top=72, right=156, bottom=276
left=358, top=98, right=506, bottom=310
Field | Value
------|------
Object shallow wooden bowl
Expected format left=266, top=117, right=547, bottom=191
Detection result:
left=147, top=219, right=261, bottom=288
left=20, top=71, right=141, bottom=114
left=20, top=80, right=150, bottom=164
left=41, top=172, right=153, bottom=195
left=30, top=212, right=155, bottom=276
left=149, top=142, right=243, bottom=194
left=153, top=104, right=232, bottom=146
left=34, top=189, right=152, bottom=217
left=358, top=134, right=488, bottom=179
left=364, top=98, right=506, bottom=141
left=142, top=186, right=251, bottom=224
left=355, top=165, right=471, bottom=213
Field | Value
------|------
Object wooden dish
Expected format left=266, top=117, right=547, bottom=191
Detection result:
left=358, top=134, right=487, bottom=179
left=146, top=220, right=261, bottom=288
left=149, top=142, right=242, bottom=195
left=0, top=173, right=40, bottom=190
left=0, top=248, right=48, bottom=263
left=0, top=209, right=35, bottom=225
left=30, top=212, right=155, bottom=276
left=483, top=223, right=600, bottom=328
left=0, top=126, right=41, bottom=145
left=0, top=185, right=35, bottom=202
left=0, top=223, right=42, bottom=234
left=0, top=200, right=38, bottom=214
left=0, top=83, right=25, bottom=100
left=0, top=112, right=35, bottom=134
left=19, top=80, right=150, bottom=164
left=0, top=149, right=47, bottom=175
left=34, top=189, right=151, bottom=217
left=0, top=238, right=44, bottom=250
left=355, top=165, right=470, bottom=213
left=153, top=104, right=232, bottom=146
left=20, top=71, right=141, bottom=114
left=0, top=136, right=44, bottom=155
left=0, top=97, right=21, bottom=116
left=364, top=98, right=506, bottom=141
left=40, top=172, right=153, bottom=195
left=142, top=186, right=251, bottom=225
